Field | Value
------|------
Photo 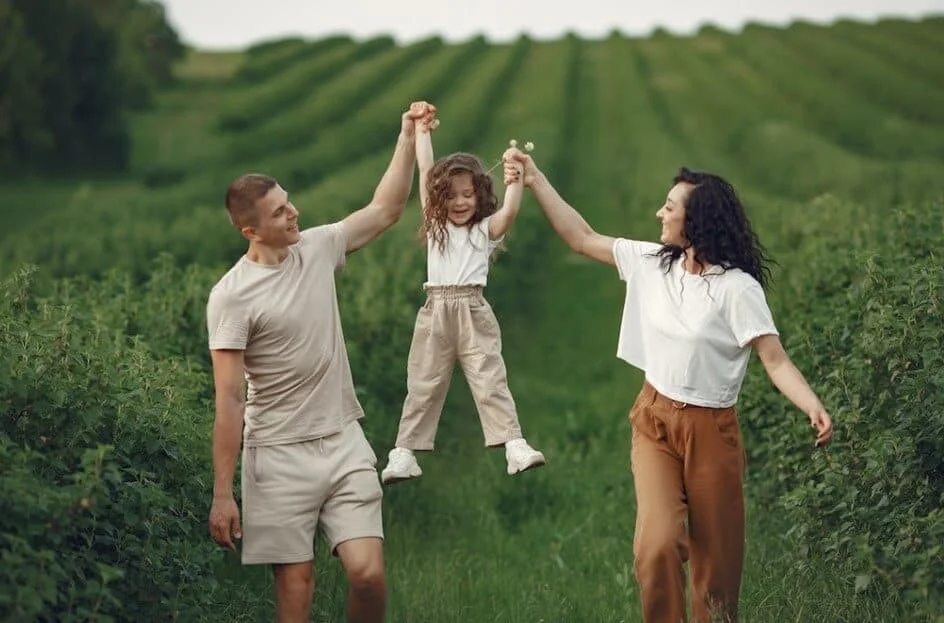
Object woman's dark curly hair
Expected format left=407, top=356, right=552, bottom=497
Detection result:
left=418, top=152, right=501, bottom=255
left=651, top=166, right=775, bottom=289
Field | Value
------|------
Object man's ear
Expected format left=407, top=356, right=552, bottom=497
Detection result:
left=240, top=225, right=258, bottom=241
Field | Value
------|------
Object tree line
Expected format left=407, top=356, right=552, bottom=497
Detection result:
left=0, top=0, right=184, bottom=175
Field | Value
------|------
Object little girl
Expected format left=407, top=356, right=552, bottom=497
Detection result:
left=380, top=112, right=546, bottom=485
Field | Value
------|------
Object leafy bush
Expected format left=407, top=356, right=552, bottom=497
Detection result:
left=739, top=199, right=944, bottom=617
left=0, top=265, right=223, bottom=621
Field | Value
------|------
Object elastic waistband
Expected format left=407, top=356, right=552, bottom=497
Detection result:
left=424, top=284, right=484, bottom=299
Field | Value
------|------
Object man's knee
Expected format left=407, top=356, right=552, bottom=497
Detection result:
left=348, top=558, right=385, bottom=594
left=274, top=561, right=315, bottom=600
left=337, top=538, right=386, bottom=594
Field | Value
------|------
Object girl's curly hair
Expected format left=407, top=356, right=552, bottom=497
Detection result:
left=418, top=152, right=501, bottom=255
left=651, top=166, right=775, bottom=289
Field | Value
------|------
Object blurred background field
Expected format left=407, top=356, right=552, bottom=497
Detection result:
left=1, top=2, right=943, bottom=621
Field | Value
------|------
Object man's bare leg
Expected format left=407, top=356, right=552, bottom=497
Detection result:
left=273, top=561, right=315, bottom=623
left=336, top=537, right=386, bottom=623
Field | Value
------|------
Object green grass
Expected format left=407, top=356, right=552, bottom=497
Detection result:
left=2, top=15, right=943, bottom=623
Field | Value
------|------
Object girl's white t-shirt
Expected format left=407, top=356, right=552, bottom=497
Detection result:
left=424, top=216, right=503, bottom=288
left=612, top=238, right=779, bottom=408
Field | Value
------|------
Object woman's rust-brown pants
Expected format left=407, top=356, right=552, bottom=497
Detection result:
left=629, top=381, right=747, bottom=623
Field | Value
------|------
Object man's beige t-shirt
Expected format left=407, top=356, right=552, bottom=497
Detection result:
left=205, top=222, right=364, bottom=447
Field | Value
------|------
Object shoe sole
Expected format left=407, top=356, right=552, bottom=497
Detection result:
left=381, top=468, right=422, bottom=486
left=507, top=454, right=546, bottom=475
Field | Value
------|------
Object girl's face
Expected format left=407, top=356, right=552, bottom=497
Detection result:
left=445, top=172, right=478, bottom=226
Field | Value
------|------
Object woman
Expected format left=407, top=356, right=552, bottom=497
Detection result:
left=501, top=148, right=833, bottom=623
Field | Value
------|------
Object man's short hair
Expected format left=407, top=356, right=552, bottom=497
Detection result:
left=225, top=173, right=278, bottom=228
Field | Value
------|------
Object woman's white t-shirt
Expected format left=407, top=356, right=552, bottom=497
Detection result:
left=612, top=238, right=779, bottom=408
left=424, top=216, right=503, bottom=288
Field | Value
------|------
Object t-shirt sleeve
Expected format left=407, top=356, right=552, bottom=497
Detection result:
left=723, top=280, right=780, bottom=348
left=206, top=288, right=250, bottom=351
left=613, top=238, right=659, bottom=282
left=299, top=222, right=348, bottom=272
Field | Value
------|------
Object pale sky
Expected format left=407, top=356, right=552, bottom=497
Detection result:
left=161, top=0, right=944, bottom=50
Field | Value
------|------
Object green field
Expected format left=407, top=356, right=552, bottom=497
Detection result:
left=2, top=16, right=944, bottom=623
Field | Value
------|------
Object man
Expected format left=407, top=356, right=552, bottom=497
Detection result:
left=206, top=101, right=437, bottom=623
left=501, top=147, right=833, bottom=623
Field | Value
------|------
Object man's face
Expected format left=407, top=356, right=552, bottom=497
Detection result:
left=244, top=184, right=300, bottom=247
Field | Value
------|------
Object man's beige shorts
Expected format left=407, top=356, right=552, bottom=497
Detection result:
left=239, top=419, right=383, bottom=565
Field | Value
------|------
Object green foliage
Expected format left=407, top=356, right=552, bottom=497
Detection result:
left=0, top=3, right=49, bottom=164
left=779, top=22, right=944, bottom=125
left=227, top=36, right=444, bottom=159
left=0, top=0, right=183, bottom=173
left=236, top=35, right=355, bottom=83
left=0, top=264, right=225, bottom=621
left=738, top=199, right=944, bottom=615
left=215, top=37, right=397, bottom=132
left=1, top=16, right=944, bottom=622
left=95, top=0, right=187, bottom=106
left=725, top=25, right=944, bottom=161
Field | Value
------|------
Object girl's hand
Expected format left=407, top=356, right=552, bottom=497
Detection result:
left=417, top=112, right=439, bottom=133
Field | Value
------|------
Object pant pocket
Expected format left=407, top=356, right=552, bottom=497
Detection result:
left=354, top=424, right=378, bottom=467
left=631, top=405, right=669, bottom=444
left=628, top=384, right=657, bottom=427
left=711, top=408, right=742, bottom=450
left=466, top=301, right=501, bottom=354
left=247, top=446, right=266, bottom=485
left=407, top=306, right=433, bottom=368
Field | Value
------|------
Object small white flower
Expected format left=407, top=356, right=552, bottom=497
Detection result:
left=509, top=139, right=518, bottom=147
left=525, top=141, right=534, bottom=152
left=430, top=118, right=440, bottom=129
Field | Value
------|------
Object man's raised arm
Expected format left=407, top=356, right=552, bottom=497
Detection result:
left=342, top=101, right=437, bottom=255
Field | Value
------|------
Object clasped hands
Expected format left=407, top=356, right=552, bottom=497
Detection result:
left=402, top=100, right=529, bottom=186
left=402, top=101, right=438, bottom=136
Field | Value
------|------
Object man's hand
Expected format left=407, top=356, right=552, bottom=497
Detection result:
left=402, top=101, right=437, bottom=138
left=502, top=147, right=538, bottom=187
left=809, top=407, right=834, bottom=447
left=416, top=106, right=439, bottom=134
left=209, top=494, right=242, bottom=551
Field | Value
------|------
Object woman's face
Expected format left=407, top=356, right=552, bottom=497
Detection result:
left=656, top=182, right=693, bottom=246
